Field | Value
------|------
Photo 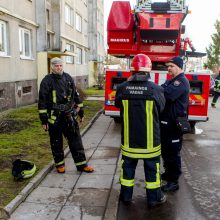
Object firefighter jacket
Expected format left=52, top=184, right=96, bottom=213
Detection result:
left=38, top=72, right=83, bottom=125
left=115, top=73, right=165, bottom=159
left=161, top=72, right=190, bottom=121
left=214, top=75, right=220, bottom=93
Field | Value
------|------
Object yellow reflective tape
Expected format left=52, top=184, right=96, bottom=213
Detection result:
left=75, top=160, right=87, bottom=166
left=122, top=150, right=161, bottom=159
left=146, top=101, right=153, bottom=149
left=122, top=100, right=129, bottom=148
left=120, top=159, right=124, bottom=185
left=78, top=103, right=83, bottom=107
left=39, top=109, right=47, bottom=114
left=48, top=119, right=55, bottom=124
left=146, top=162, right=161, bottom=189
left=52, top=90, right=56, bottom=103
left=55, top=160, right=64, bottom=166
left=121, top=144, right=160, bottom=154
left=120, top=178, right=135, bottom=187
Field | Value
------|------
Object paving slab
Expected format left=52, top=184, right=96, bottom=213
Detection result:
left=10, top=203, right=61, bottom=220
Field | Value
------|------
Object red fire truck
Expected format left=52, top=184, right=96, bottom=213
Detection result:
left=104, top=0, right=210, bottom=125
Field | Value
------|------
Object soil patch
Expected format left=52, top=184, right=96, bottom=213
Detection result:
left=0, top=119, right=30, bottom=134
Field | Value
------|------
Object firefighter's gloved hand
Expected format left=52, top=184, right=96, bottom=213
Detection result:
left=78, top=108, right=84, bottom=119
left=39, top=113, right=48, bottom=126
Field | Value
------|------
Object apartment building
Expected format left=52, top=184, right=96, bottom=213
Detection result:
left=36, top=0, right=91, bottom=90
left=0, top=0, right=105, bottom=111
left=0, top=0, right=38, bottom=110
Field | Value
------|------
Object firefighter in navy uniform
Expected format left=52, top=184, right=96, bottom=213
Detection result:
left=211, top=70, right=220, bottom=108
left=115, top=54, right=166, bottom=207
left=38, top=57, right=94, bottom=174
left=160, top=56, right=190, bottom=192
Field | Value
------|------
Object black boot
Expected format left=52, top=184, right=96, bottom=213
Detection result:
left=162, top=181, right=179, bottom=192
left=148, top=194, right=166, bottom=208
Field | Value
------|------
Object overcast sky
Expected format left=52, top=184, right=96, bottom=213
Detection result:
left=104, top=0, right=220, bottom=52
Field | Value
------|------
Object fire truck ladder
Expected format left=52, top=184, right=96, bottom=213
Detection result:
left=135, top=0, right=188, bottom=14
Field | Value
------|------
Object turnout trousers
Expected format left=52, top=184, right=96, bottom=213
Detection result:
left=161, top=119, right=183, bottom=182
left=48, top=116, right=87, bottom=170
left=120, top=155, right=162, bottom=203
left=211, top=91, right=220, bottom=107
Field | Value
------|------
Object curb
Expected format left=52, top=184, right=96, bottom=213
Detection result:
left=4, top=109, right=104, bottom=216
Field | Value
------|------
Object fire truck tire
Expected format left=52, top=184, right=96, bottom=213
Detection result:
left=113, top=117, right=121, bottom=124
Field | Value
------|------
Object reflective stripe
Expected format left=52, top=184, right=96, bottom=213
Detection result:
left=172, top=139, right=180, bottom=143
left=161, top=121, right=168, bottom=124
left=78, top=103, right=83, bottom=107
left=146, top=101, right=153, bottom=150
left=120, top=178, right=135, bottom=187
left=122, top=150, right=161, bottom=159
left=39, top=109, right=47, bottom=114
left=52, top=90, right=56, bottom=103
left=120, top=159, right=124, bottom=185
left=55, top=160, right=64, bottom=166
left=122, top=100, right=129, bottom=148
left=121, top=144, right=160, bottom=154
left=75, top=160, right=87, bottom=166
left=120, top=158, right=134, bottom=187
left=48, top=118, right=55, bottom=124
left=146, top=162, right=161, bottom=189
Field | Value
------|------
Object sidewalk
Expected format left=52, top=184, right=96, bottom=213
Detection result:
left=5, top=112, right=121, bottom=220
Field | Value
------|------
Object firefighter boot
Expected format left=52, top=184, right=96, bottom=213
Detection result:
left=77, top=165, right=94, bottom=173
left=162, top=181, right=179, bottom=192
left=56, top=165, right=65, bottom=173
left=148, top=194, right=166, bottom=208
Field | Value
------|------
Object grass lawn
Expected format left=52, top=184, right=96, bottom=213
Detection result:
left=0, top=100, right=104, bottom=207
left=84, top=87, right=105, bottom=96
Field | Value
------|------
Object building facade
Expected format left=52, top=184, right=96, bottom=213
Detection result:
left=88, top=0, right=105, bottom=86
left=0, top=0, right=38, bottom=110
left=0, top=0, right=104, bottom=111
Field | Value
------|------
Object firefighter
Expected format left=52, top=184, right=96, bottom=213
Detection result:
left=115, top=54, right=166, bottom=207
left=211, top=70, right=220, bottom=108
left=160, top=56, right=190, bottom=192
left=38, top=57, right=94, bottom=174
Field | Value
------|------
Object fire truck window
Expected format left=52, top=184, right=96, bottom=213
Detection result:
left=189, top=80, right=203, bottom=95
left=111, top=77, right=127, bottom=90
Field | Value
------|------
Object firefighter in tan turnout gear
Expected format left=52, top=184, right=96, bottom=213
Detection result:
left=38, top=57, right=94, bottom=174
left=115, top=54, right=166, bottom=207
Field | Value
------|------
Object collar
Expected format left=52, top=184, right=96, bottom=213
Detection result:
left=128, top=73, right=150, bottom=82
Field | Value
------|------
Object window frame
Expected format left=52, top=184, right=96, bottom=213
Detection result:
left=75, top=13, right=82, bottom=32
left=65, top=4, right=74, bottom=27
left=76, top=47, right=82, bottom=64
left=0, top=20, right=8, bottom=56
left=19, top=27, right=32, bottom=59
left=65, top=43, right=74, bottom=64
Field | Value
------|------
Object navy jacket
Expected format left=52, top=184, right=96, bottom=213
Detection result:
left=161, top=72, right=190, bottom=121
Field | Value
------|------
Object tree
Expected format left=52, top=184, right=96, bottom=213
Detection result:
left=205, top=19, right=220, bottom=72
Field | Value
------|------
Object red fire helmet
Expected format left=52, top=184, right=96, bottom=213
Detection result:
left=130, top=54, right=152, bottom=72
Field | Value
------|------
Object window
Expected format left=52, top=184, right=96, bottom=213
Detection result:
left=65, top=43, right=74, bottom=64
left=76, top=13, right=82, bottom=32
left=65, top=4, right=74, bottom=26
left=19, top=27, right=32, bottom=58
left=76, top=47, right=82, bottom=64
left=46, top=9, right=50, bottom=24
left=0, top=20, right=8, bottom=56
left=0, top=89, right=4, bottom=98
left=22, top=86, right=32, bottom=94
